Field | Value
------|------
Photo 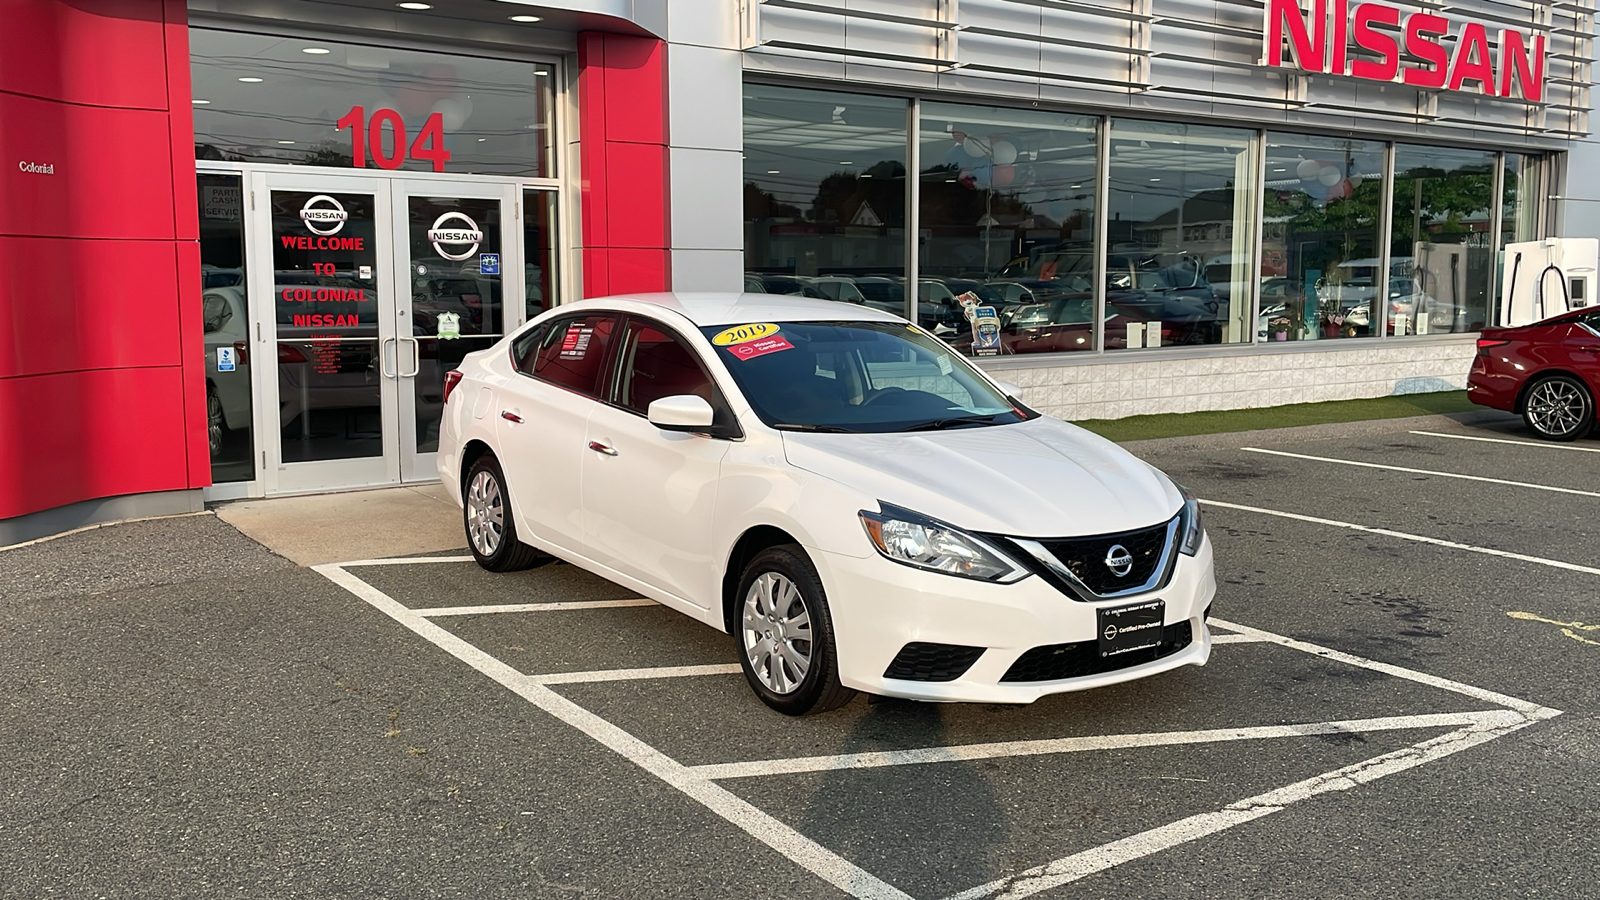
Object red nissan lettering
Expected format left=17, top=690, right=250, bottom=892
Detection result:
left=1449, top=23, right=1498, bottom=95
left=1350, top=3, right=1400, bottom=81
left=1402, top=13, right=1450, bottom=88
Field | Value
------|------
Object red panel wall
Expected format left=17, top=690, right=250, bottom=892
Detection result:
left=577, top=32, right=670, bottom=297
left=0, top=0, right=204, bottom=522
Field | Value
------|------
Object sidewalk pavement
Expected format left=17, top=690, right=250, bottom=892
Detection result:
left=213, top=482, right=465, bottom=566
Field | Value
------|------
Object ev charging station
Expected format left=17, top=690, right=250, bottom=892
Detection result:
left=1499, top=238, right=1599, bottom=326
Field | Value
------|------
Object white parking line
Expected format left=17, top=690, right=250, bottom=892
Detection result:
left=1240, top=447, right=1600, bottom=498
left=338, top=555, right=476, bottom=567
left=689, top=711, right=1521, bottom=781
left=1200, top=499, right=1600, bottom=578
left=1209, top=632, right=1270, bottom=644
left=314, top=562, right=913, bottom=900
left=417, top=599, right=657, bottom=616
left=1411, top=430, right=1600, bottom=453
left=945, top=712, right=1544, bottom=900
left=317, top=555, right=1563, bottom=900
left=531, top=664, right=743, bottom=685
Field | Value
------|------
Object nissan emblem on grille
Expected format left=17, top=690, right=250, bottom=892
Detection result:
left=1105, top=544, right=1134, bottom=577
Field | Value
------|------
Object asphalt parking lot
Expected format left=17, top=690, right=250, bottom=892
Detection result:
left=3, top=410, right=1597, bottom=899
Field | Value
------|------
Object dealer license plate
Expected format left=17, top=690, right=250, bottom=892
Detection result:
left=1097, top=599, right=1165, bottom=658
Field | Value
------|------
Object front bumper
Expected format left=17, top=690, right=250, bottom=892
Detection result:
left=810, top=535, right=1216, bottom=704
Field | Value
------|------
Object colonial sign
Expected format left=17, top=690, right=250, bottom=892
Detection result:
left=1262, top=0, right=1546, bottom=101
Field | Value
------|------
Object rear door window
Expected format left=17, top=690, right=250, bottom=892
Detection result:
left=524, top=314, right=619, bottom=398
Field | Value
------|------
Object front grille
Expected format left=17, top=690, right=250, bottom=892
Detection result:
left=1000, top=621, right=1193, bottom=682
left=1034, top=518, right=1175, bottom=596
left=883, top=642, right=986, bottom=682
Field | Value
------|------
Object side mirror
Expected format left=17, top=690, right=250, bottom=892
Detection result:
left=647, top=394, right=716, bottom=432
left=994, top=380, right=1025, bottom=403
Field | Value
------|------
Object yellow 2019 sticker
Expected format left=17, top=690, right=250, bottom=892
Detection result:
left=711, top=323, right=781, bottom=346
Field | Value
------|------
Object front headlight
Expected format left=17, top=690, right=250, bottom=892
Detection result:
left=859, top=504, right=1030, bottom=583
left=1177, top=484, right=1206, bottom=556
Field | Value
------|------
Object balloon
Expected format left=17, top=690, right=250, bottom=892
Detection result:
left=1318, top=165, right=1342, bottom=186
left=432, top=96, right=474, bottom=131
left=962, top=136, right=991, bottom=158
left=969, top=164, right=992, bottom=189
left=1348, top=174, right=1365, bottom=189
left=944, top=145, right=969, bottom=170
left=991, top=139, right=1018, bottom=165
left=958, top=169, right=977, bottom=189
left=1324, top=179, right=1352, bottom=201
left=992, top=164, right=1015, bottom=186
left=1295, top=158, right=1322, bottom=180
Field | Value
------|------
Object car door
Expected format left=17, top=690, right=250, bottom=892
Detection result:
left=1565, top=310, right=1600, bottom=391
left=496, top=312, right=620, bottom=555
left=581, top=316, right=736, bottom=608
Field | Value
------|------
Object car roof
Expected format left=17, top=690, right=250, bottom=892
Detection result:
left=560, top=292, right=906, bottom=327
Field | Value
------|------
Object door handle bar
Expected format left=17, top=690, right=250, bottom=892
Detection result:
left=501, top=411, right=523, bottom=424
left=379, top=337, right=398, bottom=378
left=588, top=440, right=618, bottom=456
left=399, top=337, right=421, bottom=378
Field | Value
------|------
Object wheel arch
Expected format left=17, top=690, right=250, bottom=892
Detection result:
left=459, top=439, right=494, bottom=493
left=721, top=525, right=805, bottom=635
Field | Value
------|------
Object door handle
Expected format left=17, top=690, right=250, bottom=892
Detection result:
left=501, top=410, right=523, bottom=424
left=588, top=440, right=618, bottom=457
left=399, top=337, right=421, bottom=377
left=380, top=337, right=398, bottom=378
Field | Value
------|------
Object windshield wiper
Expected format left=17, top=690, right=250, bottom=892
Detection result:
left=773, top=423, right=855, bottom=433
left=898, top=414, right=1001, bottom=432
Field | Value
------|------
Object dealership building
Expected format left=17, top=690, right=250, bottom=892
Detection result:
left=1, top=0, right=1596, bottom=543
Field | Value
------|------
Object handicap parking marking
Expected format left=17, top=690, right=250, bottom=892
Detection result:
left=1410, top=430, right=1600, bottom=453
left=315, top=555, right=1563, bottom=900
left=1201, top=499, right=1600, bottom=578
left=1238, top=447, right=1600, bottom=499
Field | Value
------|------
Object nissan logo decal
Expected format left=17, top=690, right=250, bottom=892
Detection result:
left=428, top=211, right=483, bottom=261
left=1105, top=544, right=1134, bottom=578
left=300, top=194, right=348, bottom=236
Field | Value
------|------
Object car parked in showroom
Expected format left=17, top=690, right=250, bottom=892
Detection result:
left=438, top=293, right=1216, bottom=714
left=1468, top=306, right=1600, bottom=441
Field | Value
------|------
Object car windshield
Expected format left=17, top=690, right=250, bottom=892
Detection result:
left=702, top=321, right=1030, bottom=433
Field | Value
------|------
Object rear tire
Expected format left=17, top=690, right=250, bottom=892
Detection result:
left=1521, top=374, right=1595, bottom=442
left=735, top=545, right=857, bottom=716
left=463, top=453, right=545, bottom=572
left=206, top=386, right=226, bottom=459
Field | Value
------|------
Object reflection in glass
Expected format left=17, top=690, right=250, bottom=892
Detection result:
left=524, top=189, right=557, bottom=319
left=270, top=190, right=383, bottom=463
left=1106, top=120, right=1256, bottom=349
left=1259, top=134, right=1386, bottom=342
left=743, top=86, right=907, bottom=308
left=407, top=196, right=505, bottom=454
left=1496, top=153, right=1541, bottom=321
left=919, top=103, right=1099, bottom=357
left=198, top=173, right=253, bottom=482
left=190, top=30, right=554, bottom=177
left=1391, top=145, right=1497, bottom=335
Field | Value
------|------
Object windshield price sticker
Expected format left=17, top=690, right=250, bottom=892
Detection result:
left=727, top=335, right=794, bottom=361
left=712, top=323, right=781, bottom=346
left=560, top=324, right=593, bottom=359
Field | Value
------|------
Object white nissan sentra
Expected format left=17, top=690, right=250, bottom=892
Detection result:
left=438, top=292, right=1216, bottom=715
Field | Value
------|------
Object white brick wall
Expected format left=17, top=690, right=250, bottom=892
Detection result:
left=977, top=339, right=1478, bottom=421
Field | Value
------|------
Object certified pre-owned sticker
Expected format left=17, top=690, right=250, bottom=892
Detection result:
left=428, top=211, right=483, bottom=261
left=711, top=323, right=781, bottom=346
left=727, top=335, right=794, bottom=361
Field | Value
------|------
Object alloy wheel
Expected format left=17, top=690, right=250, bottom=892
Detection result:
left=465, top=469, right=505, bottom=556
left=741, top=572, right=813, bottom=695
left=207, top=391, right=224, bottom=456
left=1526, top=379, right=1589, bottom=437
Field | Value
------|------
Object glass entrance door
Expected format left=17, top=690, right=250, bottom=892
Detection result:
left=250, top=172, right=520, bottom=493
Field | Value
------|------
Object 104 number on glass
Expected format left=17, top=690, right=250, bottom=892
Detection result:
left=335, top=106, right=451, bottom=172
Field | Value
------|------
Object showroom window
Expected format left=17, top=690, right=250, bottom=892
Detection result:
left=1390, top=145, right=1498, bottom=335
left=197, top=173, right=254, bottom=484
left=918, top=103, right=1099, bottom=357
left=743, top=85, right=908, bottom=306
left=1260, top=134, right=1387, bottom=342
left=190, top=30, right=554, bottom=177
left=1105, top=120, right=1257, bottom=350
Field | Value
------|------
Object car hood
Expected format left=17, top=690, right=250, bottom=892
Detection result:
left=781, top=416, right=1181, bottom=538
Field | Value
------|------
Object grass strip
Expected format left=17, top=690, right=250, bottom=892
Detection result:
left=1075, top=391, right=1479, bottom=442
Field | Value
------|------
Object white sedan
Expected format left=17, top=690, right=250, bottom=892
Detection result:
left=438, top=293, right=1216, bottom=715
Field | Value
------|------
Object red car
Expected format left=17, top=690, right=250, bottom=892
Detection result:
left=1468, top=306, right=1600, bottom=441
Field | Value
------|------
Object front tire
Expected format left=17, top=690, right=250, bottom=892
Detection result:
left=736, top=545, right=856, bottom=716
left=1522, top=374, right=1595, bottom=442
left=463, top=453, right=546, bottom=572
left=206, top=386, right=226, bottom=459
